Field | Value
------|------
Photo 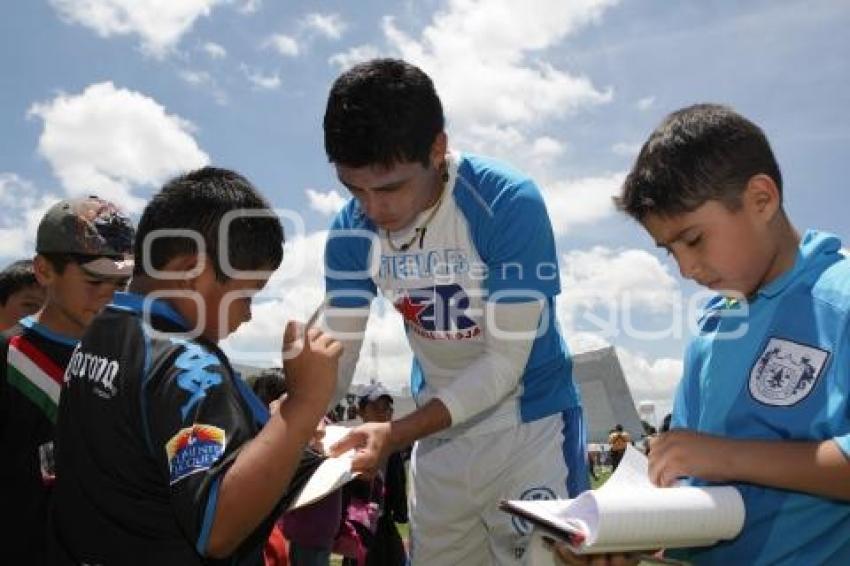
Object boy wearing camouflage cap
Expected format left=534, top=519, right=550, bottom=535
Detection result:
left=0, top=195, right=134, bottom=563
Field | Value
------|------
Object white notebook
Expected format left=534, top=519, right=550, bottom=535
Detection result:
left=500, top=445, right=745, bottom=554
left=288, top=425, right=358, bottom=510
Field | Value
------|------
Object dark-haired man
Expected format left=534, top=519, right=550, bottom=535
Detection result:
left=323, top=58, right=588, bottom=564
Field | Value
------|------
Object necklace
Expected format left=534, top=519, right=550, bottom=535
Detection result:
left=385, top=182, right=446, bottom=252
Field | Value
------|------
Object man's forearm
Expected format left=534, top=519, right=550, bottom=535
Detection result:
left=389, top=398, right=452, bottom=450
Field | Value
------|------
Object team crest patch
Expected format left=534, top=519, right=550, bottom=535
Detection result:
left=511, top=487, right=557, bottom=536
left=749, top=338, right=829, bottom=406
left=166, top=424, right=226, bottom=484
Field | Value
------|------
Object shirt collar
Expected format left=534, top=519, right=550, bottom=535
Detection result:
left=757, top=229, right=842, bottom=299
left=110, top=291, right=190, bottom=330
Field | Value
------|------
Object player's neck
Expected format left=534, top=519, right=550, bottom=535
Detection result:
left=757, top=217, right=801, bottom=292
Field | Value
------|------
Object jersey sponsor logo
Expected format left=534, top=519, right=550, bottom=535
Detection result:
left=166, top=424, right=226, bottom=484
left=393, top=283, right=481, bottom=341
left=511, top=486, right=557, bottom=536
left=749, top=337, right=829, bottom=406
left=65, top=345, right=120, bottom=399
left=379, top=248, right=483, bottom=281
left=173, top=342, right=223, bottom=420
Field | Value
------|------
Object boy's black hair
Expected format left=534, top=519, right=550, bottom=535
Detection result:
left=616, top=104, right=783, bottom=221
left=0, top=259, right=38, bottom=305
left=134, top=167, right=284, bottom=280
left=323, top=58, right=444, bottom=168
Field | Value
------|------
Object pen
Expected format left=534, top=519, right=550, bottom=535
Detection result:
left=304, top=300, right=325, bottom=330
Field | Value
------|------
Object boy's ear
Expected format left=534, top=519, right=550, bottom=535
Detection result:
left=743, top=174, right=781, bottom=221
left=32, top=255, right=55, bottom=287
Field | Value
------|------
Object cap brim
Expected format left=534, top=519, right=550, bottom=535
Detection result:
left=79, top=257, right=134, bottom=278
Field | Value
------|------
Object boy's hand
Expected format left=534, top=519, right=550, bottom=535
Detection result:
left=648, top=430, right=735, bottom=486
left=327, top=421, right=392, bottom=476
left=282, top=320, right=342, bottom=409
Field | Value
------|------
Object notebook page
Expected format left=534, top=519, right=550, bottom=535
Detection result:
left=587, top=485, right=745, bottom=551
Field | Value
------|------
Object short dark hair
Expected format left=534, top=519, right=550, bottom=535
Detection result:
left=134, top=167, right=284, bottom=280
left=323, top=58, right=445, bottom=168
left=616, top=104, right=783, bottom=221
left=0, top=260, right=38, bottom=305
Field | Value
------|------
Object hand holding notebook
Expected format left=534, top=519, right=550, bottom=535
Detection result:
left=500, top=445, right=745, bottom=555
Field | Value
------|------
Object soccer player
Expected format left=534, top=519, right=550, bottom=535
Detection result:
left=323, top=58, right=588, bottom=564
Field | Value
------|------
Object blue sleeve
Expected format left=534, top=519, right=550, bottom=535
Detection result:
left=324, top=205, right=377, bottom=308
left=834, top=317, right=850, bottom=457
left=472, top=178, right=561, bottom=303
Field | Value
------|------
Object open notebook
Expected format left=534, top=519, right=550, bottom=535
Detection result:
left=500, top=445, right=745, bottom=554
left=288, top=425, right=358, bottom=510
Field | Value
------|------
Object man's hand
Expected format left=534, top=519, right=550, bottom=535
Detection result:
left=282, top=320, right=342, bottom=410
left=328, top=421, right=393, bottom=476
left=550, top=539, right=639, bottom=566
left=648, top=430, right=736, bottom=486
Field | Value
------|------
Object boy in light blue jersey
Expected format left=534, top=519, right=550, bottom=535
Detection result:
left=607, top=104, right=850, bottom=565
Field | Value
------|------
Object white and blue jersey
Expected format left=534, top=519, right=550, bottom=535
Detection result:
left=325, top=152, right=582, bottom=440
left=670, top=230, right=850, bottom=565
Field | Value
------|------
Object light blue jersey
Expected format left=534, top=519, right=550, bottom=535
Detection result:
left=670, top=230, right=850, bottom=565
left=325, top=153, right=581, bottom=431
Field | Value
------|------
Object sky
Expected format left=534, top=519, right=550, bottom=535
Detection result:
left=2, top=0, right=848, bottom=420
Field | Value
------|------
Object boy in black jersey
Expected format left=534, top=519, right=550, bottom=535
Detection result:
left=50, top=167, right=341, bottom=565
left=1, top=196, right=134, bottom=564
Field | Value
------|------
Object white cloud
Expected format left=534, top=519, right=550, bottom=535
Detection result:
left=266, top=33, right=300, bottom=57
left=241, top=65, right=281, bottom=90
left=28, top=82, right=210, bottom=212
left=179, top=69, right=228, bottom=105
left=329, top=44, right=382, bottom=70
left=303, top=13, right=346, bottom=40
left=179, top=69, right=212, bottom=86
left=306, top=188, right=347, bottom=216
left=202, top=41, right=227, bottom=59
left=379, top=0, right=617, bottom=140
left=616, top=348, right=682, bottom=420
left=0, top=174, right=62, bottom=260
left=611, top=141, right=641, bottom=157
left=221, top=230, right=414, bottom=390
left=539, top=172, right=625, bottom=236
left=636, top=95, right=656, bottom=111
left=558, top=246, right=681, bottom=336
left=236, top=0, right=261, bottom=14
left=49, top=0, right=224, bottom=58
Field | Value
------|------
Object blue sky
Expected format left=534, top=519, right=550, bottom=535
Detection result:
left=2, top=0, right=848, bottom=416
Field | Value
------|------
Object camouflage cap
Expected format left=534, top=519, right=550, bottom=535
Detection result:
left=36, top=196, right=135, bottom=278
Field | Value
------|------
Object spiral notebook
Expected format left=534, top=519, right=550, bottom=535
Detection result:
left=500, top=445, right=745, bottom=554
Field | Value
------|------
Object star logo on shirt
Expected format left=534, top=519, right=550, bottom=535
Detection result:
left=394, top=294, right=427, bottom=324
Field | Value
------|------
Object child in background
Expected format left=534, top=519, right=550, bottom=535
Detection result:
left=1, top=196, right=134, bottom=564
left=0, top=259, right=46, bottom=334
